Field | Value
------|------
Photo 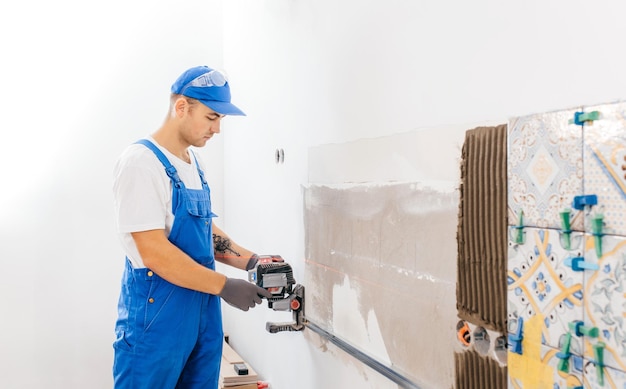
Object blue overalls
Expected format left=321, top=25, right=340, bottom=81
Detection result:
left=113, top=139, right=223, bottom=389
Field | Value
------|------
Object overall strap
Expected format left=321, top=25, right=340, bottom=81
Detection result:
left=189, top=150, right=209, bottom=189
left=135, top=139, right=184, bottom=189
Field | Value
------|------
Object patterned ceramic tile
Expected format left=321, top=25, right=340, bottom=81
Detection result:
left=583, top=233, right=626, bottom=372
left=583, top=361, right=626, bottom=389
left=583, top=101, right=626, bottom=236
left=508, top=227, right=584, bottom=351
left=508, top=339, right=584, bottom=389
left=507, top=339, right=626, bottom=389
left=508, top=108, right=584, bottom=230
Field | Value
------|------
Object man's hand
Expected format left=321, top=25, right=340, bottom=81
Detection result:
left=218, top=278, right=272, bottom=311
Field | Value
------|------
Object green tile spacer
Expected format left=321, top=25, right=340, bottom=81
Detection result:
left=594, top=342, right=605, bottom=386
left=560, top=208, right=572, bottom=250
left=591, top=213, right=604, bottom=258
left=569, top=110, right=600, bottom=125
left=581, top=110, right=600, bottom=122
left=556, top=332, right=572, bottom=373
left=568, top=320, right=599, bottom=338
left=581, top=325, right=599, bottom=338
left=513, top=210, right=524, bottom=244
left=557, top=355, right=569, bottom=373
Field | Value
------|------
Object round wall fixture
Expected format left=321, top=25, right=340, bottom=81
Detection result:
left=456, top=320, right=471, bottom=348
left=472, top=326, right=490, bottom=356
left=275, top=148, right=285, bottom=164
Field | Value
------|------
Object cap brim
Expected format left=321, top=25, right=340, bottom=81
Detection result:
left=200, top=100, right=246, bottom=116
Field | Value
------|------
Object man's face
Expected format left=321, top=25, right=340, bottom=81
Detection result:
left=182, top=101, right=224, bottom=147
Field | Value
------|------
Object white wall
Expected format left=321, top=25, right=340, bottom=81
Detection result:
left=0, top=1, right=225, bottom=387
left=219, top=1, right=626, bottom=388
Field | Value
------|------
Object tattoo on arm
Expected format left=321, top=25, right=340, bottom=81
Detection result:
left=213, top=234, right=241, bottom=257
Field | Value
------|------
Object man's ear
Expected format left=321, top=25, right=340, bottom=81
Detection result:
left=173, top=97, right=189, bottom=118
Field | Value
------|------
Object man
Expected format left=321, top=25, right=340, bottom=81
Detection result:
left=112, top=66, right=277, bottom=388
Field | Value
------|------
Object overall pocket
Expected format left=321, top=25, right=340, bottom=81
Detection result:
left=142, top=274, right=176, bottom=332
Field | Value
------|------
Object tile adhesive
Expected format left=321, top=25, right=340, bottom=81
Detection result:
left=455, top=125, right=508, bottom=388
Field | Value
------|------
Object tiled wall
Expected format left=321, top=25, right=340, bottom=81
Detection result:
left=507, top=101, right=626, bottom=388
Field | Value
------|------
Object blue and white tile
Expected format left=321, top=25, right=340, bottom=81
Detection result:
left=583, top=233, right=626, bottom=372
left=583, top=101, right=626, bottom=236
left=508, top=108, right=584, bottom=230
left=508, top=227, right=584, bottom=351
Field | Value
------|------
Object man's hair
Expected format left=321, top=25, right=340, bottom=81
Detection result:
left=170, top=93, right=199, bottom=107
left=168, top=94, right=200, bottom=118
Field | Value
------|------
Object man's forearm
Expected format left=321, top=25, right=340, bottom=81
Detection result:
left=132, top=229, right=227, bottom=295
left=212, top=225, right=255, bottom=270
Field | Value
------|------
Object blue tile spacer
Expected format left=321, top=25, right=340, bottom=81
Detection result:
left=508, top=318, right=524, bottom=355
left=572, top=194, right=597, bottom=210
left=556, top=350, right=571, bottom=359
left=508, top=337, right=522, bottom=354
left=564, top=256, right=599, bottom=272
left=572, top=111, right=585, bottom=126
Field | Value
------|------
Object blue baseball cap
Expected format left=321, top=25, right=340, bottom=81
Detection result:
left=171, top=66, right=245, bottom=116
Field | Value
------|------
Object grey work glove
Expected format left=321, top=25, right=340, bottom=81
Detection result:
left=219, top=278, right=272, bottom=311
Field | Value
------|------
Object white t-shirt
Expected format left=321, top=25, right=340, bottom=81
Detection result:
left=113, top=136, right=212, bottom=268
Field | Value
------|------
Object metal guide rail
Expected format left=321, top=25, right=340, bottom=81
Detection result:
left=304, top=320, right=422, bottom=389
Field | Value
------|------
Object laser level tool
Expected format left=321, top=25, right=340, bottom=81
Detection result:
left=247, top=256, right=305, bottom=333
